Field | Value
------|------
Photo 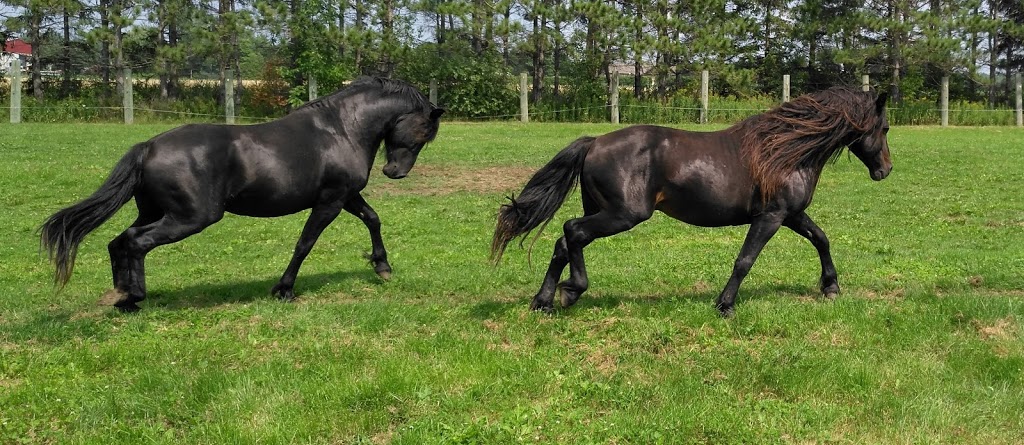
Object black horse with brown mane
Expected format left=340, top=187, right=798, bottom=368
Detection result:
left=491, top=86, right=892, bottom=316
left=41, top=77, right=444, bottom=312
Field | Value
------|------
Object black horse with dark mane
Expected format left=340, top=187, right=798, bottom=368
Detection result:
left=492, top=86, right=892, bottom=315
left=41, top=77, right=444, bottom=311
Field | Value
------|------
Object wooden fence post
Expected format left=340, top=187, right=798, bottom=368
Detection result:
left=782, top=74, right=790, bottom=103
left=700, top=69, right=709, bottom=124
left=429, top=79, right=438, bottom=105
left=122, top=68, right=134, bottom=125
left=10, top=59, right=21, bottom=124
left=520, top=72, right=529, bottom=123
left=862, top=75, right=870, bottom=92
left=941, top=75, right=949, bottom=127
left=610, top=73, right=620, bottom=124
left=1016, top=73, right=1022, bottom=128
left=225, top=76, right=235, bottom=124
left=308, top=75, right=318, bottom=101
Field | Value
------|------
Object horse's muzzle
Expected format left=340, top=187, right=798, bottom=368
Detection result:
left=382, top=163, right=408, bottom=179
left=870, top=166, right=891, bottom=181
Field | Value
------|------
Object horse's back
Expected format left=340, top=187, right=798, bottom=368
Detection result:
left=584, top=124, right=755, bottom=226
left=137, top=121, right=329, bottom=218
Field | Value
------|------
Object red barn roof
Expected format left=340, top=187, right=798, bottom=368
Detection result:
left=3, top=39, right=32, bottom=55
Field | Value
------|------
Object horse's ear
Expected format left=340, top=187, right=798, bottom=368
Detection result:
left=875, top=93, right=888, bottom=112
left=430, top=107, right=446, bottom=119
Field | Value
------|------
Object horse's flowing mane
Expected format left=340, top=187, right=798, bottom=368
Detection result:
left=293, top=77, right=433, bottom=113
left=738, top=86, right=883, bottom=200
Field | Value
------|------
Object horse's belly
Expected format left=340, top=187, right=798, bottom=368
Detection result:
left=655, top=186, right=752, bottom=227
left=225, top=193, right=316, bottom=217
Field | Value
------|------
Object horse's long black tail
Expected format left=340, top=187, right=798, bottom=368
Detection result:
left=40, top=142, right=151, bottom=287
left=490, top=136, right=596, bottom=263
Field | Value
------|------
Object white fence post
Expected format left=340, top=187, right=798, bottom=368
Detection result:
left=610, top=73, right=620, bottom=124
left=429, top=79, right=438, bottom=105
left=941, top=75, right=949, bottom=127
left=1016, top=73, right=1022, bottom=128
left=225, top=76, right=235, bottom=124
left=122, top=68, right=134, bottom=125
left=782, top=74, right=790, bottom=103
left=520, top=72, right=529, bottom=123
left=308, top=75, right=318, bottom=101
left=862, top=75, right=870, bottom=92
left=10, top=59, right=21, bottom=124
left=700, top=69, right=709, bottom=124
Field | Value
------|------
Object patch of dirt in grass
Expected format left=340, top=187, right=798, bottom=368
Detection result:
left=805, top=326, right=851, bottom=347
left=482, top=318, right=521, bottom=353
left=690, top=280, right=713, bottom=294
left=972, top=317, right=1017, bottom=341
left=580, top=344, right=619, bottom=376
left=373, top=164, right=534, bottom=196
left=370, top=425, right=395, bottom=445
left=983, top=218, right=1024, bottom=228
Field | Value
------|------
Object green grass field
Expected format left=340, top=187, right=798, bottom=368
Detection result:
left=1, top=122, right=1022, bottom=444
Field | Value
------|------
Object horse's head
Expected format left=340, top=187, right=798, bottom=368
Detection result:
left=848, top=92, right=892, bottom=181
left=381, top=106, right=445, bottom=179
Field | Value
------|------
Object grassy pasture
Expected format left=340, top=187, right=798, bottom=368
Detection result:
left=1, top=122, right=1022, bottom=444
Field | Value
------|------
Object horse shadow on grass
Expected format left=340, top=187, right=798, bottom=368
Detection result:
left=469, top=282, right=821, bottom=319
left=146, top=269, right=381, bottom=310
left=5, top=270, right=382, bottom=345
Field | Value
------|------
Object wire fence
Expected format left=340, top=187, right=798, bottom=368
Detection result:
left=4, top=68, right=1023, bottom=126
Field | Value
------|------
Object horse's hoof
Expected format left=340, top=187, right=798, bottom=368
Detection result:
left=271, top=284, right=296, bottom=302
left=559, top=288, right=581, bottom=308
left=529, top=298, right=554, bottom=314
left=375, top=267, right=392, bottom=281
left=115, top=302, right=142, bottom=313
left=823, top=291, right=839, bottom=300
left=716, top=302, right=735, bottom=318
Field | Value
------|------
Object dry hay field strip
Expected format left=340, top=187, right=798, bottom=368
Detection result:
left=1, top=122, right=1022, bottom=443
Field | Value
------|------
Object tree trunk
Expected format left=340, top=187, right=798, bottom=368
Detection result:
left=502, top=6, right=511, bottom=65
left=168, top=20, right=180, bottom=99
left=380, top=0, right=395, bottom=77
left=101, top=0, right=111, bottom=97
left=29, top=10, right=43, bottom=100
left=989, top=3, right=996, bottom=108
left=338, top=0, right=346, bottom=58
left=553, top=18, right=561, bottom=120
left=887, top=0, right=902, bottom=104
left=355, top=0, right=365, bottom=74
left=61, top=6, right=73, bottom=97
left=112, top=0, right=125, bottom=98
left=633, top=1, right=643, bottom=98
left=531, top=12, right=545, bottom=104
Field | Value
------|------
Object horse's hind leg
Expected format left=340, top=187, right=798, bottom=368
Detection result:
left=106, top=202, right=161, bottom=307
left=530, top=237, right=570, bottom=312
left=117, top=213, right=221, bottom=312
left=558, top=210, right=649, bottom=309
left=272, top=202, right=344, bottom=301
left=784, top=211, right=839, bottom=298
left=531, top=190, right=603, bottom=312
left=343, top=194, right=392, bottom=280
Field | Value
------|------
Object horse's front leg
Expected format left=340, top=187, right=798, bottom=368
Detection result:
left=272, top=201, right=344, bottom=301
left=784, top=211, right=839, bottom=299
left=716, top=214, right=784, bottom=316
left=343, top=194, right=392, bottom=280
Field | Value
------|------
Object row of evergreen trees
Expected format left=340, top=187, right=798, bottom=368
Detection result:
left=3, top=0, right=1023, bottom=120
